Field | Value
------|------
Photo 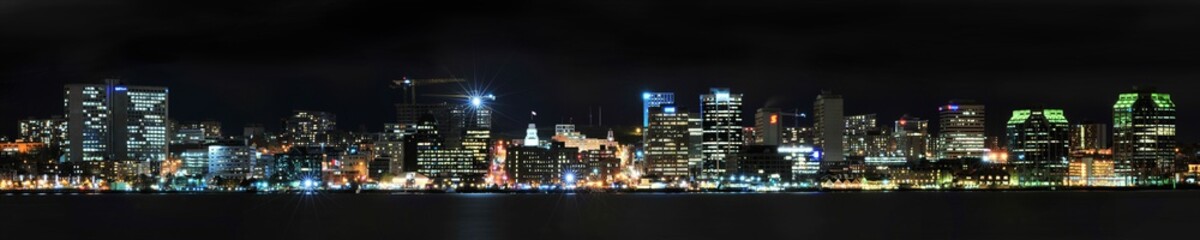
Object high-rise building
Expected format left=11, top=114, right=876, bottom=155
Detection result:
left=687, top=114, right=704, bottom=172
left=1070, top=121, right=1108, bottom=151
left=844, top=114, right=877, bottom=157
left=645, top=106, right=692, bottom=178
left=642, top=92, right=675, bottom=127
left=1006, top=109, right=1071, bottom=185
left=937, top=100, right=985, bottom=159
left=19, top=117, right=65, bottom=148
left=754, top=108, right=782, bottom=146
left=401, top=113, right=486, bottom=183
left=1112, top=87, right=1177, bottom=182
left=894, top=115, right=929, bottom=161
left=396, top=102, right=490, bottom=148
left=814, top=91, right=844, bottom=162
left=699, top=88, right=743, bottom=177
left=285, top=111, right=336, bottom=147
left=64, top=79, right=169, bottom=164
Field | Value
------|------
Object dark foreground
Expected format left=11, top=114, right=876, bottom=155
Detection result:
left=1, top=191, right=1195, bottom=240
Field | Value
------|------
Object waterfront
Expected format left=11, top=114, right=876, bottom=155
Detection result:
left=1, top=191, right=1195, bottom=239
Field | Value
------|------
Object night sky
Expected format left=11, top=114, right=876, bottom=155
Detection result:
left=3, top=0, right=1200, bottom=141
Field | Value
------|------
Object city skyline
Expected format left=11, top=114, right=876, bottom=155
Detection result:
left=1, top=79, right=1193, bottom=142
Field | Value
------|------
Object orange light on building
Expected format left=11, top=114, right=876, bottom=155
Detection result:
left=770, top=114, right=778, bottom=124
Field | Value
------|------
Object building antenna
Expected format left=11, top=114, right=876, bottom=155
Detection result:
left=599, top=106, right=603, bottom=127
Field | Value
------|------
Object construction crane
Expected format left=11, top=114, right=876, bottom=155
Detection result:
left=391, top=77, right=465, bottom=104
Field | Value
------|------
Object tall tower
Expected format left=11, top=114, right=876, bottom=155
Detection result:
left=1112, top=87, right=1176, bottom=183
left=814, top=91, right=844, bottom=162
left=699, top=88, right=743, bottom=177
left=938, top=100, right=986, bottom=159
left=64, top=79, right=169, bottom=164
left=1007, top=109, right=1070, bottom=185
left=645, top=106, right=692, bottom=178
left=642, top=92, right=675, bottom=127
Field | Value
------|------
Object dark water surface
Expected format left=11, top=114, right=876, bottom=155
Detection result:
left=0, top=191, right=1195, bottom=239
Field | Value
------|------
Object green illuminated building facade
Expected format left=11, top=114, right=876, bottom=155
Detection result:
left=1006, top=109, right=1070, bottom=185
left=1112, top=88, right=1176, bottom=184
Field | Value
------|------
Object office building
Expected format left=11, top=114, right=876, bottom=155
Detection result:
left=814, top=91, right=844, bottom=162
left=1070, top=121, right=1108, bottom=151
left=937, top=100, right=985, bottom=159
left=728, top=145, right=794, bottom=182
left=754, top=108, right=782, bottom=145
left=645, top=106, right=692, bottom=178
left=506, top=141, right=579, bottom=185
left=1006, top=109, right=1071, bottom=185
left=208, top=142, right=255, bottom=180
left=844, top=114, right=877, bottom=157
left=64, top=79, right=169, bottom=164
left=1112, top=87, right=1177, bottom=183
left=581, top=145, right=621, bottom=182
left=18, top=117, right=65, bottom=148
left=642, top=92, right=675, bottom=127
left=894, top=115, right=929, bottom=161
left=699, top=88, right=743, bottom=177
left=285, top=111, right=336, bottom=146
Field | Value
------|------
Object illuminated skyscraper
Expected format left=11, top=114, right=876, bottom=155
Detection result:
left=814, top=91, right=844, bottom=162
left=1070, top=121, right=1108, bottom=151
left=19, top=116, right=65, bottom=148
left=1112, top=87, right=1176, bottom=183
left=937, top=100, right=985, bottom=159
left=699, top=88, right=743, bottom=177
left=285, top=110, right=336, bottom=146
left=754, top=108, right=782, bottom=146
left=645, top=106, right=692, bottom=178
left=844, top=114, right=876, bottom=157
left=642, top=92, right=674, bottom=127
left=1006, top=109, right=1070, bottom=185
left=64, top=79, right=169, bottom=164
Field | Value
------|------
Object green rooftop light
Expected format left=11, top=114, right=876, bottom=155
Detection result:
left=1151, top=93, right=1175, bottom=108
left=1043, top=109, right=1068, bottom=124
left=1007, top=109, right=1031, bottom=125
left=1113, top=93, right=1139, bottom=109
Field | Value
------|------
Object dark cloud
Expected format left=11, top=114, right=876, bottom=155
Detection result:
left=3, top=0, right=1200, bottom=141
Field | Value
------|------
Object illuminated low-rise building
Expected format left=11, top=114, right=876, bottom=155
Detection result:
left=506, top=141, right=579, bottom=186
left=208, top=143, right=255, bottom=180
left=1067, top=149, right=1122, bottom=187
left=727, top=145, right=793, bottom=182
